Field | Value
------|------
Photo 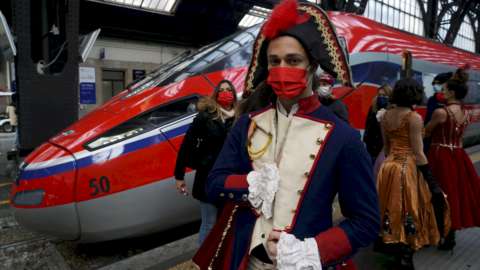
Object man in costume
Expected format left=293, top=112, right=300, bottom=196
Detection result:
left=195, top=1, right=380, bottom=269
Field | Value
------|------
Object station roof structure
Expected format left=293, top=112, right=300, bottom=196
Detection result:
left=0, top=0, right=479, bottom=52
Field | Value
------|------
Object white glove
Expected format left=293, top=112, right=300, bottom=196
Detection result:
left=277, top=232, right=322, bottom=270
left=247, top=163, right=280, bottom=219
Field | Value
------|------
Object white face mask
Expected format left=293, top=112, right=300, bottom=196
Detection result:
left=317, top=86, right=332, bottom=97
left=433, top=84, right=442, bottom=93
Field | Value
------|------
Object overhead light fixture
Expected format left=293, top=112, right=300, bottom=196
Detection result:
left=88, top=0, right=180, bottom=15
left=238, top=5, right=271, bottom=29
left=306, top=0, right=320, bottom=4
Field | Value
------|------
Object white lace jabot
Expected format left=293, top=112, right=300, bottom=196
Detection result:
left=247, top=163, right=280, bottom=219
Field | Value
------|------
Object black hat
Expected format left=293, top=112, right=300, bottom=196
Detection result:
left=432, top=72, right=453, bottom=85
left=244, top=0, right=353, bottom=92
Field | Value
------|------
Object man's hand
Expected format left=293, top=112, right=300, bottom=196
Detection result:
left=175, top=179, right=189, bottom=195
left=266, top=230, right=281, bottom=259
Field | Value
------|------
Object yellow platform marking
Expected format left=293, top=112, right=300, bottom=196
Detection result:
left=0, top=182, right=12, bottom=188
left=0, top=200, right=10, bottom=206
left=168, top=260, right=196, bottom=270
left=470, top=151, right=480, bottom=163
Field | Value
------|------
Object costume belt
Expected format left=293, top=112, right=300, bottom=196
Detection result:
left=431, top=143, right=461, bottom=149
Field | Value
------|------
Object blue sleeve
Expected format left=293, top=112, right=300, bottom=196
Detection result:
left=337, top=130, right=380, bottom=251
left=206, top=114, right=253, bottom=204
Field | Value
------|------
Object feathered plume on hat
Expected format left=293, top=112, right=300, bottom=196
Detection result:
left=244, top=0, right=354, bottom=92
left=262, top=0, right=309, bottom=40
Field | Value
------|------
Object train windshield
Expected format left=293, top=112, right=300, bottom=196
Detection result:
left=125, top=24, right=261, bottom=98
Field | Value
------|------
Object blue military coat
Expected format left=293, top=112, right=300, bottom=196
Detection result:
left=206, top=95, right=380, bottom=269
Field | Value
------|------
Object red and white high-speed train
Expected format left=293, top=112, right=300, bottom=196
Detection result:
left=10, top=12, right=480, bottom=243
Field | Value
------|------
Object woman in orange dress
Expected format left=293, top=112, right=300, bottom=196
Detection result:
left=426, top=67, right=480, bottom=250
left=377, top=78, right=445, bottom=269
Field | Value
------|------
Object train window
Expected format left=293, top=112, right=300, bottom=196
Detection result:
left=464, top=80, right=480, bottom=105
left=167, top=25, right=261, bottom=82
left=146, top=96, right=199, bottom=126
left=422, top=73, right=435, bottom=100
left=123, top=24, right=260, bottom=98
left=85, top=96, right=199, bottom=151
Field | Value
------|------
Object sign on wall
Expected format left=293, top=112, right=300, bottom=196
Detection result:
left=79, top=67, right=96, bottom=104
left=133, top=69, right=146, bottom=81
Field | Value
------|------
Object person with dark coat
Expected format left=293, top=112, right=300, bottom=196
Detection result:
left=425, top=72, right=452, bottom=125
left=193, top=1, right=379, bottom=269
left=317, top=72, right=349, bottom=123
left=174, top=80, right=237, bottom=245
left=424, top=72, right=452, bottom=153
left=363, top=84, right=393, bottom=163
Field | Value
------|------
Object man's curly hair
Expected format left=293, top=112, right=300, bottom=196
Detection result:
left=390, top=78, right=424, bottom=107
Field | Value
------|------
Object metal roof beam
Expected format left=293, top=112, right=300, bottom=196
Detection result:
left=443, top=0, right=475, bottom=45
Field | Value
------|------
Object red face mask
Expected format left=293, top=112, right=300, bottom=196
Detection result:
left=436, top=92, right=446, bottom=103
left=217, top=91, right=234, bottom=108
left=267, top=67, right=307, bottom=100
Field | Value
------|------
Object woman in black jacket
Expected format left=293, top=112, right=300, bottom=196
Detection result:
left=363, top=84, right=393, bottom=164
left=174, top=80, right=237, bottom=245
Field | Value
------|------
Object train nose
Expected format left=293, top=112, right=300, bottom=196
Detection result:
left=10, top=142, right=80, bottom=240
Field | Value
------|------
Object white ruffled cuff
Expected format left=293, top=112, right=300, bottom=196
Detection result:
left=246, top=163, right=280, bottom=219
left=277, top=232, right=322, bottom=270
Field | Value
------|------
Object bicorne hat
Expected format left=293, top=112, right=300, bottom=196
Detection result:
left=244, top=0, right=353, bottom=92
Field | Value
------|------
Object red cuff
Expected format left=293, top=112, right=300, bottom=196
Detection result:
left=315, top=227, right=352, bottom=265
left=224, top=175, right=248, bottom=189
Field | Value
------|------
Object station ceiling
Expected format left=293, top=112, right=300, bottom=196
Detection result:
left=0, top=0, right=479, bottom=51
left=79, top=0, right=275, bottom=46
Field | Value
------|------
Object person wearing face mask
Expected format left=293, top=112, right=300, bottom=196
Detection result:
left=363, top=85, right=393, bottom=164
left=316, top=73, right=349, bottom=123
left=424, top=72, right=452, bottom=154
left=174, top=79, right=237, bottom=245
left=425, top=72, right=451, bottom=125
left=193, top=1, right=380, bottom=269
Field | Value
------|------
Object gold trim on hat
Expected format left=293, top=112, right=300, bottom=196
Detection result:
left=246, top=34, right=266, bottom=91
left=244, top=3, right=354, bottom=93
left=299, top=5, right=352, bottom=87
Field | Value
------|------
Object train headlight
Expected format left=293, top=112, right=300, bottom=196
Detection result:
left=12, top=190, right=45, bottom=206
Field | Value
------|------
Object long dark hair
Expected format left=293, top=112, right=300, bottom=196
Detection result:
left=390, top=78, right=423, bottom=108
left=197, top=79, right=238, bottom=117
left=236, top=82, right=275, bottom=117
left=446, top=67, right=469, bottom=100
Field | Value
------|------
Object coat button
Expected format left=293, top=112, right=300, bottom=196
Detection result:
left=324, top=123, right=332, bottom=130
left=297, top=189, right=303, bottom=195
left=220, top=193, right=225, bottom=197
left=303, top=171, right=309, bottom=177
left=291, top=209, right=296, bottom=213
left=261, top=233, right=265, bottom=238
left=309, top=154, right=316, bottom=160
left=228, top=193, right=234, bottom=199
left=316, top=138, right=324, bottom=145
left=242, top=194, right=248, bottom=201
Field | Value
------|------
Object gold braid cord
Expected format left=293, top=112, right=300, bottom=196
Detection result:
left=299, top=5, right=353, bottom=87
left=246, top=34, right=266, bottom=91
left=207, top=205, right=239, bottom=270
